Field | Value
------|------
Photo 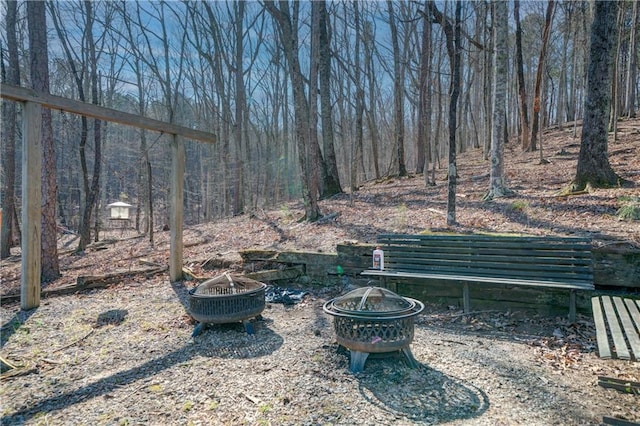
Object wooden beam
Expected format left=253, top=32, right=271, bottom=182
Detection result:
left=169, top=134, right=184, bottom=282
left=21, top=102, right=42, bottom=310
left=1, top=83, right=216, bottom=143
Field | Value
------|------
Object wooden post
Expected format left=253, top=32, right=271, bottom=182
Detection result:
left=569, top=289, right=576, bottom=323
left=462, top=282, right=470, bottom=313
left=169, top=134, right=184, bottom=282
left=21, top=101, right=42, bottom=310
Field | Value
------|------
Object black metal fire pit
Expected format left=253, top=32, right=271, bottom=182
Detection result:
left=323, top=286, right=424, bottom=373
left=189, top=273, right=266, bottom=336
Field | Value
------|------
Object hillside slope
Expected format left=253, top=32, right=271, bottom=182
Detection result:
left=1, top=119, right=639, bottom=296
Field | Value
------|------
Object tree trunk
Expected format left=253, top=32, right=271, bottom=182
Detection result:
left=233, top=1, right=245, bottom=216
left=1, top=0, right=20, bottom=259
left=514, top=0, right=530, bottom=151
left=485, top=0, right=510, bottom=200
left=27, top=0, right=61, bottom=282
left=77, top=1, right=102, bottom=253
left=417, top=1, right=433, bottom=181
left=265, top=1, right=320, bottom=221
left=433, top=2, right=461, bottom=225
left=352, top=1, right=364, bottom=193
left=388, top=1, right=407, bottom=177
left=573, top=1, right=621, bottom=190
left=529, top=0, right=555, bottom=151
left=624, top=0, right=638, bottom=118
left=363, top=23, right=381, bottom=180
left=317, top=1, right=342, bottom=197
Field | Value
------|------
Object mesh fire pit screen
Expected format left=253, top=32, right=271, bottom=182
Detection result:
left=323, top=286, right=424, bottom=373
left=189, top=273, right=266, bottom=336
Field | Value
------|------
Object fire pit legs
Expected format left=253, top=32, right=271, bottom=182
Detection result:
left=401, top=347, right=418, bottom=369
left=349, top=351, right=369, bottom=373
left=191, top=317, right=258, bottom=337
left=347, top=347, right=418, bottom=373
left=243, top=320, right=255, bottom=335
left=192, top=322, right=207, bottom=337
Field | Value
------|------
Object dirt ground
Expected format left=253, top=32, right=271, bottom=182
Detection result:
left=0, top=278, right=639, bottom=425
left=1, top=120, right=639, bottom=424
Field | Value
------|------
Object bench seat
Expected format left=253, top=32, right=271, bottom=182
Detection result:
left=361, top=234, right=594, bottom=321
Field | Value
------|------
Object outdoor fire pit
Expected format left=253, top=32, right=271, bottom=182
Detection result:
left=189, top=273, right=267, bottom=336
left=323, top=286, right=424, bottom=373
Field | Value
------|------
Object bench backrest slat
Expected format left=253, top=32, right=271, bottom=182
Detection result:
left=377, top=234, right=593, bottom=285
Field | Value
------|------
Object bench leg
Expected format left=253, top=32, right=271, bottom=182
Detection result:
left=569, top=290, right=576, bottom=323
left=463, top=282, right=470, bottom=313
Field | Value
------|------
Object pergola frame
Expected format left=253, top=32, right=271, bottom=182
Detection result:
left=1, top=83, right=216, bottom=310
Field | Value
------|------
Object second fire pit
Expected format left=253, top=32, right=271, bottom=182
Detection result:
left=189, top=273, right=266, bottom=336
left=323, top=286, right=424, bottom=373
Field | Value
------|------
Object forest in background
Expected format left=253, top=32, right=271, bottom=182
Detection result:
left=1, top=1, right=638, bottom=262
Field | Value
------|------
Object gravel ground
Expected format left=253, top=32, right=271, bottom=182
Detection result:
left=1, top=277, right=638, bottom=426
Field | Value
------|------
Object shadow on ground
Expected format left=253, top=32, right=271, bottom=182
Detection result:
left=357, top=360, right=489, bottom=424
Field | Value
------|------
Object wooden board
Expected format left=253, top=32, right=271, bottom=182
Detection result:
left=625, top=299, right=640, bottom=332
left=592, top=297, right=612, bottom=359
left=613, top=297, right=640, bottom=360
left=601, top=296, right=631, bottom=360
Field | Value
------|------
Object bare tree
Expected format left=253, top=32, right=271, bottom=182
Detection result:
left=514, top=0, right=530, bottom=151
left=264, top=1, right=320, bottom=221
left=485, top=0, right=512, bottom=200
left=624, top=0, right=638, bottom=118
left=50, top=1, right=104, bottom=253
left=529, top=0, right=555, bottom=151
left=572, top=1, right=623, bottom=190
left=432, top=2, right=462, bottom=225
left=27, top=0, right=60, bottom=282
left=1, top=0, right=20, bottom=259
left=417, top=1, right=433, bottom=184
left=317, top=0, right=342, bottom=197
left=387, top=0, right=407, bottom=177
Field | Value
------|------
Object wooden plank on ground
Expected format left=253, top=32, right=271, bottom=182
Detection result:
left=602, top=296, right=631, bottom=360
left=602, top=415, right=640, bottom=426
left=624, top=298, right=640, bottom=332
left=613, top=297, right=640, bottom=360
left=598, top=376, right=640, bottom=394
left=592, top=297, right=612, bottom=359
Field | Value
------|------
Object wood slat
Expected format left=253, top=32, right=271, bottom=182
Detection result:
left=613, top=297, right=640, bottom=360
left=361, top=270, right=594, bottom=290
left=592, top=297, right=612, bottom=359
left=602, top=415, right=640, bottom=426
left=601, top=296, right=631, bottom=360
left=624, top=299, right=640, bottom=332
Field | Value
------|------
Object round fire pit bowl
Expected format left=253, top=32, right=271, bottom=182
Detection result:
left=323, top=286, right=424, bottom=373
left=189, top=274, right=266, bottom=336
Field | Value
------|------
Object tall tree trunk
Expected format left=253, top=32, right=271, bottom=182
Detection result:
left=265, top=1, right=320, bottom=221
left=77, top=0, right=102, bottom=253
left=514, top=0, right=530, bottom=151
left=27, top=0, right=60, bottom=282
left=624, top=0, right=638, bottom=118
left=417, top=1, right=433, bottom=181
left=363, top=23, right=381, bottom=180
left=233, top=1, right=245, bottom=215
left=309, top=1, right=324, bottom=197
left=433, top=2, right=461, bottom=225
left=573, top=1, right=621, bottom=190
left=485, top=0, right=510, bottom=200
left=352, top=1, right=364, bottom=193
left=1, top=0, right=20, bottom=259
left=318, top=0, right=342, bottom=197
left=388, top=1, right=407, bottom=177
left=529, top=0, right=554, bottom=151
left=609, top=1, right=624, bottom=139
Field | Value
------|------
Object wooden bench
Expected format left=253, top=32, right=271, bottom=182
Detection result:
left=361, top=234, right=594, bottom=322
